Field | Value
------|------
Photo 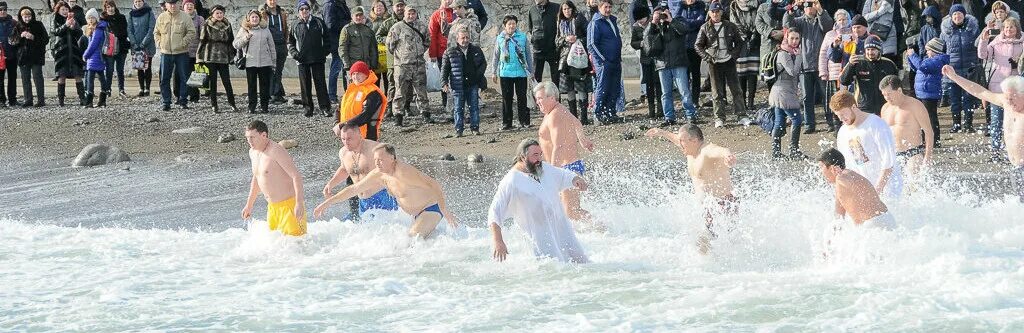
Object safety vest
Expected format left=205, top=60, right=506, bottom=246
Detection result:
left=338, top=71, right=389, bottom=139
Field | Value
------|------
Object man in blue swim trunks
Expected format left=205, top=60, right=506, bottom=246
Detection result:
left=535, top=81, right=598, bottom=228
left=323, top=123, right=399, bottom=220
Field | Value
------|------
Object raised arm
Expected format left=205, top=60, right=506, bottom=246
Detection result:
left=314, top=169, right=384, bottom=217
left=645, top=128, right=682, bottom=148
left=942, top=64, right=1005, bottom=106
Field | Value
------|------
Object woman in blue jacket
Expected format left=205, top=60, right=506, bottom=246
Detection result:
left=82, top=9, right=109, bottom=108
left=908, top=38, right=950, bottom=145
left=491, top=15, right=533, bottom=130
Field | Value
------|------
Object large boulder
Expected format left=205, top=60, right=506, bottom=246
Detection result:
left=72, top=144, right=130, bottom=167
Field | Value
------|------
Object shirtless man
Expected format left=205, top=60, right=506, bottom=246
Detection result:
left=944, top=65, right=1024, bottom=201
left=829, top=90, right=902, bottom=198
left=818, top=148, right=895, bottom=228
left=645, top=124, right=738, bottom=254
left=323, top=123, right=399, bottom=220
left=313, top=144, right=459, bottom=238
left=879, top=75, right=934, bottom=180
left=535, top=82, right=597, bottom=226
left=241, top=120, right=308, bottom=236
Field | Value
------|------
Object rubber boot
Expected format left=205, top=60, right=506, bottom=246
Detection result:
left=423, top=112, right=435, bottom=124
left=97, top=91, right=107, bottom=107
left=567, top=99, right=579, bottom=118
left=75, top=82, right=86, bottom=106
left=789, top=127, right=806, bottom=159
left=951, top=112, right=962, bottom=133
left=771, top=127, right=785, bottom=159
left=395, top=113, right=405, bottom=127
left=579, top=100, right=591, bottom=125
left=57, top=83, right=66, bottom=107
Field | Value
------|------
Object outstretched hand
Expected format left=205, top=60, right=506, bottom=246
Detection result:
left=941, top=65, right=956, bottom=77
left=493, top=239, right=509, bottom=261
left=312, top=202, right=329, bottom=218
left=645, top=128, right=662, bottom=138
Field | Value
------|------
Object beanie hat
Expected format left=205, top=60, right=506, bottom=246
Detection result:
left=950, top=4, right=967, bottom=15
left=851, top=14, right=868, bottom=27
left=85, top=8, right=99, bottom=21
left=349, top=61, right=371, bottom=76
left=182, top=0, right=193, bottom=5
left=865, top=35, right=883, bottom=50
left=632, top=5, right=650, bottom=21
left=296, top=0, right=309, bottom=11
left=926, top=37, right=945, bottom=54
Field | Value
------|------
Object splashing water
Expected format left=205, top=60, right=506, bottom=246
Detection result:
left=1, top=156, right=1023, bottom=331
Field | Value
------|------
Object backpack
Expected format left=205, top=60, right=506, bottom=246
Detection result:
left=101, top=31, right=118, bottom=57
left=760, top=47, right=780, bottom=86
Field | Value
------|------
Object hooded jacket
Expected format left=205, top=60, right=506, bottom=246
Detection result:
left=51, top=14, right=85, bottom=76
left=258, top=4, right=288, bottom=47
left=9, top=7, right=48, bottom=66
left=289, top=13, right=329, bottom=65
left=940, top=13, right=980, bottom=71
left=101, top=8, right=130, bottom=56
left=769, top=45, right=803, bottom=110
left=695, top=18, right=744, bottom=63
left=127, top=3, right=156, bottom=54
left=839, top=55, right=899, bottom=115
left=908, top=52, right=949, bottom=99
left=82, top=21, right=109, bottom=71
left=978, top=33, right=1024, bottom=92
left=917, top=6, right=942, bottom=52
left=198, top=17, right=234, bottom=64
left=154, top=9, right=195, bottom=55
left=233, top=16, right=276, bottom=68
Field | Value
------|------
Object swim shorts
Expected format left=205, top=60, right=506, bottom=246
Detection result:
left=267, top=197, right=308, bottom=236
left=359, top=189, right=399, bottom=213
left=862, top=211, right=896, bottom=230
left=564, top=160, right=586, bottom=176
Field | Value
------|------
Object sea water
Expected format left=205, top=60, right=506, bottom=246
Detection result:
left=2, top=155, right=1023, bottom=331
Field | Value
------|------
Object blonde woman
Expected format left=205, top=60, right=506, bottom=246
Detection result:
left=233, top=9, right=276, bottom=114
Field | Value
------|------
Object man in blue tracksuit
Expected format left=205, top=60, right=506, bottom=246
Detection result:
left=587, top=0, right=622, bottom=124
left=322, top=0, right=351, bottom=103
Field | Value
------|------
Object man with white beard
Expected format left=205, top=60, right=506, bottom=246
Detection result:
left=488, top=139, right=590, bottom=263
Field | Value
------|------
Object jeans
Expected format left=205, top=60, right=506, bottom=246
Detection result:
left=945, top=79, right=977, bottom=126
left=297, top=62, right=330, bottom=112
left=533, top=53, right=560, bottom=86
left=104, top=52, right=126, bottom=92
left=84, top=69, right=108, bottom=98
left=328, top=50, right=342, bottom=102
left=499, top=76, right=529, bottom=127
left=773, top=107, right=803, bottom=132
left=453, top=85, right=480, bottom=133
left=246, top=66, right=273, bottom=111
left=991, top=104, right=1005, bottom=151
left=659, top=66, right=697, bottom=121
left=800, top=72, right=826, bottom=130
left=922, top=99, right=941, bottom=143
left=159, top=53, right=190, bottom=105
left=205, top=63, right=235, bottom=109
left=19, top=65, right=43, bottom=104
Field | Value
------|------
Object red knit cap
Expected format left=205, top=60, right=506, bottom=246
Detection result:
left=349, top=61, right=370, bottom=76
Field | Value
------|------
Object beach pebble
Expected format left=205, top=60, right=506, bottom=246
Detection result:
left=279, top=139, right=299, bottom=149
left=172, top=126, right=205, bottom=134
left=73, top=119, right=91, bottom=126
left=440, top=153, right=456, bottom=161
left=400, top=127, right=417, bottom=133
left=145, top=117, right=160, bottom=123
left=467, top=154, right=483, bottom=163
left=72, top=144, right=130, bottom=167
left=620, top=130, right=636, bottom=141
left=487, top=137, right=498, bottom=143
left=217, top=133, right=236, bottom=143
left=175, top=154, right=198, bottom=163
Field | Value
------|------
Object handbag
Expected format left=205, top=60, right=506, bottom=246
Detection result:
left=130, top=50, right=147, bottom=70
left=186, top=64, right=209, bottom=88
left=567, top=40, right=589, bottom=69
left=233, top=48, right=246, bottom=70
left=870, top=22, right=891, bottom=40
left=377, top=43, right=388, bottom=72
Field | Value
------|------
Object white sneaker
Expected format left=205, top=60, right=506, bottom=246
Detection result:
left=714, top=119, right=725, bottom=128
left=738, top=117, right=752, bottom=126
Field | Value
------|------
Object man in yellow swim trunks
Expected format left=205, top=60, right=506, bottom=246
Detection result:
left=241, top=120, right=308, bottom=236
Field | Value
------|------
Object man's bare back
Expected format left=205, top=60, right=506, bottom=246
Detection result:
left=539, top=105, right=593, bottom=166
left=835, top=170, right=889, bottom=224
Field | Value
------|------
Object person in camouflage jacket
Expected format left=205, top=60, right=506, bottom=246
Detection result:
left=386, top=6, right=432, bottom=126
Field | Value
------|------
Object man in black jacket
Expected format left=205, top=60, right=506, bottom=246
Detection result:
left=528, top=0, right=560, bottom=85
left=441, top=28, right=487, bottom=137
left=839, top=35, right=898, bottom=115
left=289, top=0, right=331, bottom=117
left=321, top=0, right=351, bottom=103
left=645, top=4, right=697, bottom=126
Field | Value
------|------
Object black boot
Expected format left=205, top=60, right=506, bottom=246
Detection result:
left=772, top=127, right=785, bottom=159
left=57, top=83, right=66, bottom=107
left=84, top=93, right=94, bottom=108
left=97, top=91, right=108, bottom=107
left=579, top=100, right=590, bottom=125
left=789, top=127, right=807, bottom=160
left=423, top=112, right=435, bottom=124
left=76, top=82, right=86, bottom=106
left=567, top=99, right=579, bottom=118
left=964, top=112, right=975, bottom=133
left=396, top=113, right=405, bottom=127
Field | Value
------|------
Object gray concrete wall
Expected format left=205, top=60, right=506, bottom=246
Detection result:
left=7, top=0, right=642, bottom=78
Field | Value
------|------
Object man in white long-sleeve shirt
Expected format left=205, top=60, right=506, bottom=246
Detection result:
left=488, top=139, right=590, bottom=263
left=829, top=90, right=902, bottom=198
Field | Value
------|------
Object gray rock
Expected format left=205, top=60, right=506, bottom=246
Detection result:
left=73, top=119, right=91, bottom=126
left=279, top=139, right=299, bottom=149
left=172, top=126, right=205, bottom=134
left=145, top=117, right=160, bottom=123
left=620, top=130, right=636, bottom=141
left=467, top=154, right=484, bottom=163
left=217, top=133, right=236, bottom=143
left=440, top=153, right=456, bottom=161
left=72, top=144, right=130, bottom=167
left=175, top=154, right=198, bottom=164
left=400, top=127, right=417, bottom=133
left=487, top=137, right=498, bottom=143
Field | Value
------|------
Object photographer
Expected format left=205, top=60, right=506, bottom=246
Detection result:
left=783, top=0, right=832, bottom=133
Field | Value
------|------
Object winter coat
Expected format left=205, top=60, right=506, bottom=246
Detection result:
left=492, top=30, right=533, bottom=78
left=917, top=6, right=942, bottom=52
left=321, top=0, right=351, bottom=49
left=186, top=13, right=204, bottom=58
left=101, top=11, right=130, bottom=56
left=978, top=34, right=1024, bottom=92
left=783, top=9, right=834, bottom=73
left=644, top=20, right=692, bottom=71
left=197, top=18, right=234, bottom=64
left=839, top=56, right=899, bottom=114
left=386, top=20, right=429, bottom=67
left=233, top=19, right=276, bottom=68
left=375, top=14, right=399, bottom=44
left=675, top=0, right=706, bottom=50
left=0, top=15, right=14, bottom=59
left=258, top=4, right=289, bottom=47
left=340, top=22, right=379, bottom=69
left=731, top=0, right=761, bottom=76
left=9, top=7, right=48, bottom=67
left=154, top=10, right=196, bottom=55
left=695, top=19, right=744, bottom=63
left=768, top=49, right=802, bottom=110
left=528, top=1, right=560, bottom=58
left=907, top=52, right=949, bottom=100
left=862, top=0, right=897, bottom=54
left=755, top=1, right=785, bottom=65
left=556, top=14, right=592, bottom=91
left=127, top=4, right=156, bottom=54
left=466, top=0, right=488, bottom=28
left=940, top=14, right=980, bottom=72
left=82, top=22, right=109, bottom=71
left=441, top=43, right=487, bottom=92
left=427, top=7, right=453, bottom=59
left=50, top=14, right=85, bottom=77
left=447, top=10, right=481, bottom=48
left=631, top=23, right=654, bottom=66
left=819, top=27, right=849, bottom=81
left=587, top=13, right=622, bottom=67
left=289, top=16, right=329, bottom=65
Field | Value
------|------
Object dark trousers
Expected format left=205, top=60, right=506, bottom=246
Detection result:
left=297, top=62, right=330, bottom=112
left=686, top=48, right=702, bottom=105
left=104, top=52, right=126, bottom=92
left=922, top=98, right=941, bottom=144
left=708, top=59, right=747, bottom=121
left=271, top=47, right=287, bottom=98
left=246, top=66, right=273, bottom=112
left=137, top=53, right=152, bottom=92
left=205, top=63, right=235, bottom=109
left=84, top=69, right=108, bottom=98
left=499, top=76, right=529, bottom=127
left=328, top=49, right=342, bottom=101
left=738, top=74, right=756, bottom=109
left=823, top=80, right=842, bottom=129
left=0, top=55, right=17, bottom=104
left=800, top=72, right=827, bottom=130
left=533, top=53, right=560, bottom=86
left=172, top=56, right=196, bottom=99
left=640, top=63, right=662, bottom=117
left=19, top=65, right=43, bottom=104
left=159, top=53, right=190, bottom=106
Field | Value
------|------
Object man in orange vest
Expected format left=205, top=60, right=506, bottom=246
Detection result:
left=338, top=60, right=389, bottom=140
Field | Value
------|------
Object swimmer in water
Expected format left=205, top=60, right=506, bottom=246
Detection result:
left=879, top=75, right=934, bottom=184
left=241, top=120, right=308, bottom=236
left=323, top=123, right=399, bottom=219
left=818, top=148, right=895, bottom=229
left=313, top=144, right=459, bottom=238
left=535, top=81, right=598, bottom=229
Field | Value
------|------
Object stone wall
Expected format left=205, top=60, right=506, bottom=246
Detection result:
left=6, top=0, right=641, bottom=78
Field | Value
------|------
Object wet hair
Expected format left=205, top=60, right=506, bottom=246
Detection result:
left=373, top=143, right=397, bottom=157
left=247, top=120, right=269, bottom=135
left=503, top=14, right=518, bottom=25
left=879, top=75, right=901, bottom=92
left=679, top=124, right=704, bottom=142
left=829, top=90, right=857, bottom=113
left=818, top=148, right=846, bottom=169
left=515, top=138, right=540, bottom=162
left=1002, top=75, right=1024, bottom=94
left=532, top=81, right=560, bottom=100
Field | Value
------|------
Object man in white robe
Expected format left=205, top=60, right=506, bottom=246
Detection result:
left=488, top=139, right=590, bottom=263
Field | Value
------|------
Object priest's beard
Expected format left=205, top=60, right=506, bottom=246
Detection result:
left=525, top=160, right=543, bottom=180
